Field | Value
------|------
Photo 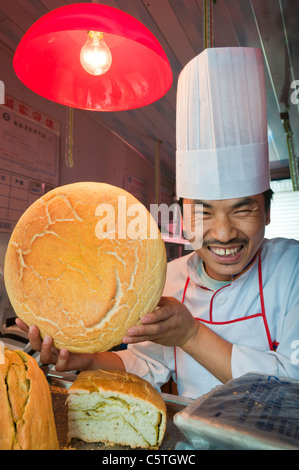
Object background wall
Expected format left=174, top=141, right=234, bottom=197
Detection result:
left=0, top=45, right=174, bottom=268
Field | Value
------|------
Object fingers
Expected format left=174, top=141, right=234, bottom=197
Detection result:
left=38, top=335, right=56, bottom=364
left=123, top=331, right=162, bottom=344
left=28, top=324, right=43, bottom=351
left=123, top=335, right=153, bottom=344
left=33, top=335, right=70, bottom=371
left=16, top=320, right=47, bottom=357
left=123, top=297, right=196, bottom=347
left=123, top=298, right=179, bottom=343
left=15, top=318, right=74, bottom=371
left=122, top=302, right=172, bottom=343
left=140, top=308, right=169, bottom=325
left=124, top=325, right=155, bottom=340
left=15, top=318, right=29, bottom=332
left=123, top=316, right=169, bottom=345
left=141, top=298, right=177, bottom=325
left=55, top=349, right=70, bottom=372
left=15, top=319, right=44, bottom=352
left=25, top=325, right=59, bottom=366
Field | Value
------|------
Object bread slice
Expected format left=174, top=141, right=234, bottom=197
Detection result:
left=67, top=369, right=167, bottom=449
left=0, top=349, right=59, bottom=450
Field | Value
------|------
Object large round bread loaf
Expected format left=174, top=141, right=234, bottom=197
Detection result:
left=4, top=182, right=167, bottom=352
left=0, top=348, right=59, bottom=450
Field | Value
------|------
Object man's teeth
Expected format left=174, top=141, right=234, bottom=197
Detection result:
left=210, top=247, right=241, bottom=256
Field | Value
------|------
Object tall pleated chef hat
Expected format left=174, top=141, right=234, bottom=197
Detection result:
left=176, top=47, right=270, bottom=200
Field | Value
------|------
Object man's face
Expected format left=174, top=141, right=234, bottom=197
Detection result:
left=183, top=194, right=270, bottom=281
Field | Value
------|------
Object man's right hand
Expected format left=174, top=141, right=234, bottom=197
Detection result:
left=15, top=318, right=126, bottom=373
left=16, top=318, right=95, bottom=372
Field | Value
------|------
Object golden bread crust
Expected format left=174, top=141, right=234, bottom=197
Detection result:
left=4, top=182, right=167, bottom=352
left=69, top=369, right=167, bottom=414
left=0, top=356, right=15, bottom=449
left=0, top=349, right=59, bottom=450
left=68, top=369, right=167, bottom=448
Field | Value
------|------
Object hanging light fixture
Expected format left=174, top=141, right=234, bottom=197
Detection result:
left=80, top=31, right=112, bottom=77
left=13, top=3, right=173, bottom=111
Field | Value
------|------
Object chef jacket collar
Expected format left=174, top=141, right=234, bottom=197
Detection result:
left=187, top=249, right=259, bottom=291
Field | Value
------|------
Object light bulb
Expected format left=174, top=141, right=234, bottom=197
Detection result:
left=80, top=31, right=112, bottom=76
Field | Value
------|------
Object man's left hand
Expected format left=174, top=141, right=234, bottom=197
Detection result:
left=122, top=296, right=199, bottom=347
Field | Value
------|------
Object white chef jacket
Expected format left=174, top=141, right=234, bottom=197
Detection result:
left=115, top=238, right=299, bottom=399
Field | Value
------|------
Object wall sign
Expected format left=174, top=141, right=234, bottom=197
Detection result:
left=0, top=96, right=59, bottom=232
left=0, top=96, right=59, bottom=185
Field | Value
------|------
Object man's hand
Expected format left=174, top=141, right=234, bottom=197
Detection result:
left=16, top=318, right=94, bottom=371
left=122, top=296, right=233, bottom=384
left=15, top=318, right=125, bottom=372
left=122, top=296, right=199, bottom=347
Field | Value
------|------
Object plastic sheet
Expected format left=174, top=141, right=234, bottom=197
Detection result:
left=174, top=373, right=299, bottom=450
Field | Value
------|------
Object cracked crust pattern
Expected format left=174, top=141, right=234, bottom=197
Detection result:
left=67, top=369, right=167, bottom=448
left=4, top=182, right=167, bottom=352
left=0, top=349, right=59, bottom=450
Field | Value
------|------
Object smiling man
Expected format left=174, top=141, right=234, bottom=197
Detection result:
left=113, top=48, right=299, bottom=398
left=17, top=48, right=299, bottom=400
left=187, top=193, right=271, bottom=281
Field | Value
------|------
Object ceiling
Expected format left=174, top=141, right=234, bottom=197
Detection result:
left=0, top=0, right=298, bottom=183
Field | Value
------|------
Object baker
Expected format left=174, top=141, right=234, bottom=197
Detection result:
left=17, top=47, right=299, bottom=399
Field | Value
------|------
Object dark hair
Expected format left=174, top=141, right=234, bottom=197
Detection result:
left=263, top=188, right=274, bottom=213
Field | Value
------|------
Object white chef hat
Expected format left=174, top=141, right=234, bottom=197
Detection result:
left=176, top=47, right=270, bottom=200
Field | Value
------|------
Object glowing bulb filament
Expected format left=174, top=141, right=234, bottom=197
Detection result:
left=80, top=31, right=112, bottom=76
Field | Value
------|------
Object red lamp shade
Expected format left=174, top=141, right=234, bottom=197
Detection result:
left=13, top=3, right=173, bottom=111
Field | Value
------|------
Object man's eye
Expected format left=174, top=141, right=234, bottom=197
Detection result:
left=235, top=209, right=250, bottom=214
left=194, top=212, right=212, bottom=219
